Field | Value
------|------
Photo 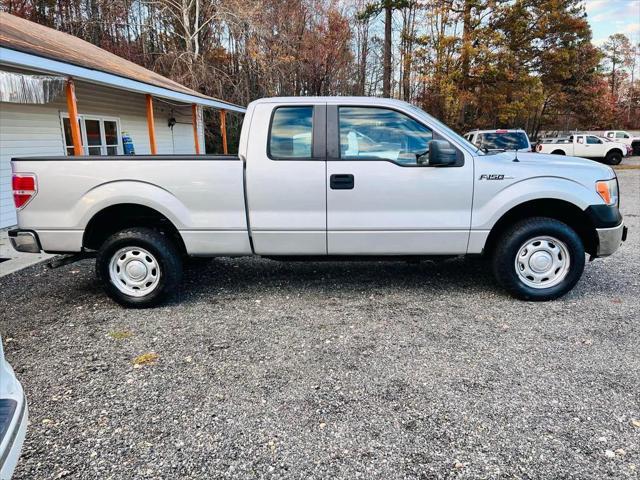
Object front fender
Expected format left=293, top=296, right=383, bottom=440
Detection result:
left=472, top=176, right=602, bottom=230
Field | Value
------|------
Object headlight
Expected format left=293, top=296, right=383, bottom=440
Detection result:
left=596, top=179, right=619, bottom=206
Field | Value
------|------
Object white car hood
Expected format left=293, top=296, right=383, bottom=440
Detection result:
left=485, top=151, right=616, bottom=180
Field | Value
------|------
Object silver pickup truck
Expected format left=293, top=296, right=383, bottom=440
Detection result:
left=10, top=97, right=627, bottom=307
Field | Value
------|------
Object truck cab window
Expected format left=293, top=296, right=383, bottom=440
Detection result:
left=269, top=106, right=313, bottom=159
left=587, top=136, right=602, bottom=144
left=338, top=107, right=432, bottom=165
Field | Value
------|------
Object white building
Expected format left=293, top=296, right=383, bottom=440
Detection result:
left=0, top=12, right=244, bottom=228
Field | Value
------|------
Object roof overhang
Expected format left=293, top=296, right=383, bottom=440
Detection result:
left=0, top=47, right=246, bottom=113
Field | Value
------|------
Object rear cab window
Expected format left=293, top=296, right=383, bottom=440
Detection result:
left=476, top=131, right=529, bottom=151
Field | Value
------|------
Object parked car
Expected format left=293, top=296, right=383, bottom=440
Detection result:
left=603, top=130, right=640, bottom=155
left=0, top=336, right=27, bottom=479
left=535, top=134, right=627, bottom=165
left=10, top=97, right=627, bottom=305
left=464, top=129, right=532, bottom=152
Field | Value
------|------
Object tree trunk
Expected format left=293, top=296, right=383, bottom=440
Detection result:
left=358, top=21, right=369, bottom=96
left=458, top=0, right=473, bottom=126
left=383, top=3, right=392, bottom=98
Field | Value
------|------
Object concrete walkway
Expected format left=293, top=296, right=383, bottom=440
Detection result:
left=0, top=228, right=54, bottom=277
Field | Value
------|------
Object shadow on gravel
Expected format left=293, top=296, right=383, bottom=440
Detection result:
left=176, top=255, right=499, bottom=305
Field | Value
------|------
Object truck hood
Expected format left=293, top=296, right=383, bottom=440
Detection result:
left=480, top=151, right=616, bottom=186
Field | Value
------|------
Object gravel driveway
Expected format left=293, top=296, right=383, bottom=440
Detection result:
left=1, top=168, right=638, bottom=480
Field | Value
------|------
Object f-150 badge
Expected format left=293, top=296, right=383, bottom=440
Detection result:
left=479, top=174, right=507, bottom=180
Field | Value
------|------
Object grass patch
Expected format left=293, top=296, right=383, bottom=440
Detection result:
left=614, top=164, right=640, bottom=170
left=133, top=352, right=159, bottom=367
left=109, top=330, right=134, bottom=340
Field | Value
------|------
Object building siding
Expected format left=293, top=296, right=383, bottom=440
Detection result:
left=0, top=75, right=204, bottom=228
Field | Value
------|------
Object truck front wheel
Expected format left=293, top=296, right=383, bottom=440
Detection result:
left=492, top=218, right=585, bottom=301
left=605, top=151, right=622, bottom=165
left=96, top=227, right=183, bottom=308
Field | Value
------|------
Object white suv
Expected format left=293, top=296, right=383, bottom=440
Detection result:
left=464, top=129, right=532, bottom=152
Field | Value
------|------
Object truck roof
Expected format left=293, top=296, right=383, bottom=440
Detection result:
left=465, top=129, right=527, bottom=134
left=250, top=96, right=415, bottom=107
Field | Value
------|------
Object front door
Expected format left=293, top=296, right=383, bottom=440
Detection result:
left=326, top=105, right=474, bottom=255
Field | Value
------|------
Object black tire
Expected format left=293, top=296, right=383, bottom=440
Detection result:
left=605, top=151, right=622, bottom=165
left=492, top=217, right=585, bottom=301
left=551, top=150, right=565, bottom=155
left=96, top=227, right=183, bottom=308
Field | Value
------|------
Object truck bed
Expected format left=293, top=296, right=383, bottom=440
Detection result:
left=11, top=155, right=252, bottom=255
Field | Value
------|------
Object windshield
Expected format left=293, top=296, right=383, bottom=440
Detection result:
left=404, top=104, right=481, bottom=155
left=477, top=132, right=529, bottom=151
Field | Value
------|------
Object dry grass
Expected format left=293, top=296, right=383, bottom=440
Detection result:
left=108, top=330, right=134, bottom=340
left=132, top=352, right=159, bottom=367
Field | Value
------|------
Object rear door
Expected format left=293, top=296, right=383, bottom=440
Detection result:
left=572, top=135, right=588, bottom=156
left=245, top=102, right=327, bottom=254
left=325, top=105, right=473, bottom=255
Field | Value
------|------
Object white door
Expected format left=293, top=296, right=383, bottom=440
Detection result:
left=572, top=135, right=588, bottom=157
left=245, top=102, right=327, bottom=255
left=171, top=123, right=196, bottom=154
left=326, top=106, right=474, bottom=255
left=585, top=135, right=606, bottom=157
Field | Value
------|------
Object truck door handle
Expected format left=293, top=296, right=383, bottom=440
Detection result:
left=330, top=174, right=354, bottom=190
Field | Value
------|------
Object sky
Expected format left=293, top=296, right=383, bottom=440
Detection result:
left=584, top=0, right=640, bottom=46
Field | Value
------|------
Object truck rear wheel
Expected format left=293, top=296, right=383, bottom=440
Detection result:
left=96, top=227, right=183, bottom=308
left=605, top=151, right=622, bottom=165
left=492, top=217, right=585, bottom=301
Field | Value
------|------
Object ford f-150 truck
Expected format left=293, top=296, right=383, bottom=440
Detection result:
left=10, top=97, right=627, bottom=307
left=535, top=134, right=627, bottom=165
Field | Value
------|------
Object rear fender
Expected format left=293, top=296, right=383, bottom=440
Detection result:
left=75, top=180, right=190, bottom=230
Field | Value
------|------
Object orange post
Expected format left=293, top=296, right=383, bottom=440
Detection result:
left=146, top=94, right=157, bottom=154
left=219, top=109, right=228, bottom=154
left=192, top=104, right=200, bottom=154
left=65, top=79, right=83, bottom=156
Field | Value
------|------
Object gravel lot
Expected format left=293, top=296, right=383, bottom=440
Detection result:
left=1, top=167, right=639, bottom=480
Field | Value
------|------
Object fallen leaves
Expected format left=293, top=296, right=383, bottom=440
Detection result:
left=132, top=352, right=159, bottom=368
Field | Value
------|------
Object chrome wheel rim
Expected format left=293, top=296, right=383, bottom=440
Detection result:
left=109, top=247, right=160, bottom=297
left=515, top=236, right=570, bottom=289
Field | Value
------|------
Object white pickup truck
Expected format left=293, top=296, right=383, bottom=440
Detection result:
left=604, top=130, right=640, bottom=155
left=535, top=134, right=627, bottom=165
left=10, top=97, right=627, bottom=306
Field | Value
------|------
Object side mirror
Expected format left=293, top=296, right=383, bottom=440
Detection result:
left=427, top=140, right=457, bottom=167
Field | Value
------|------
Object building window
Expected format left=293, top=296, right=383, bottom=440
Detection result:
left=61, top=114, right=122, bottom=155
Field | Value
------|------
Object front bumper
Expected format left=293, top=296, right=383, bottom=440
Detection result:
left=8, top=229, right=41, bottom=254
left=596, top=222, right=627, bottom=257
